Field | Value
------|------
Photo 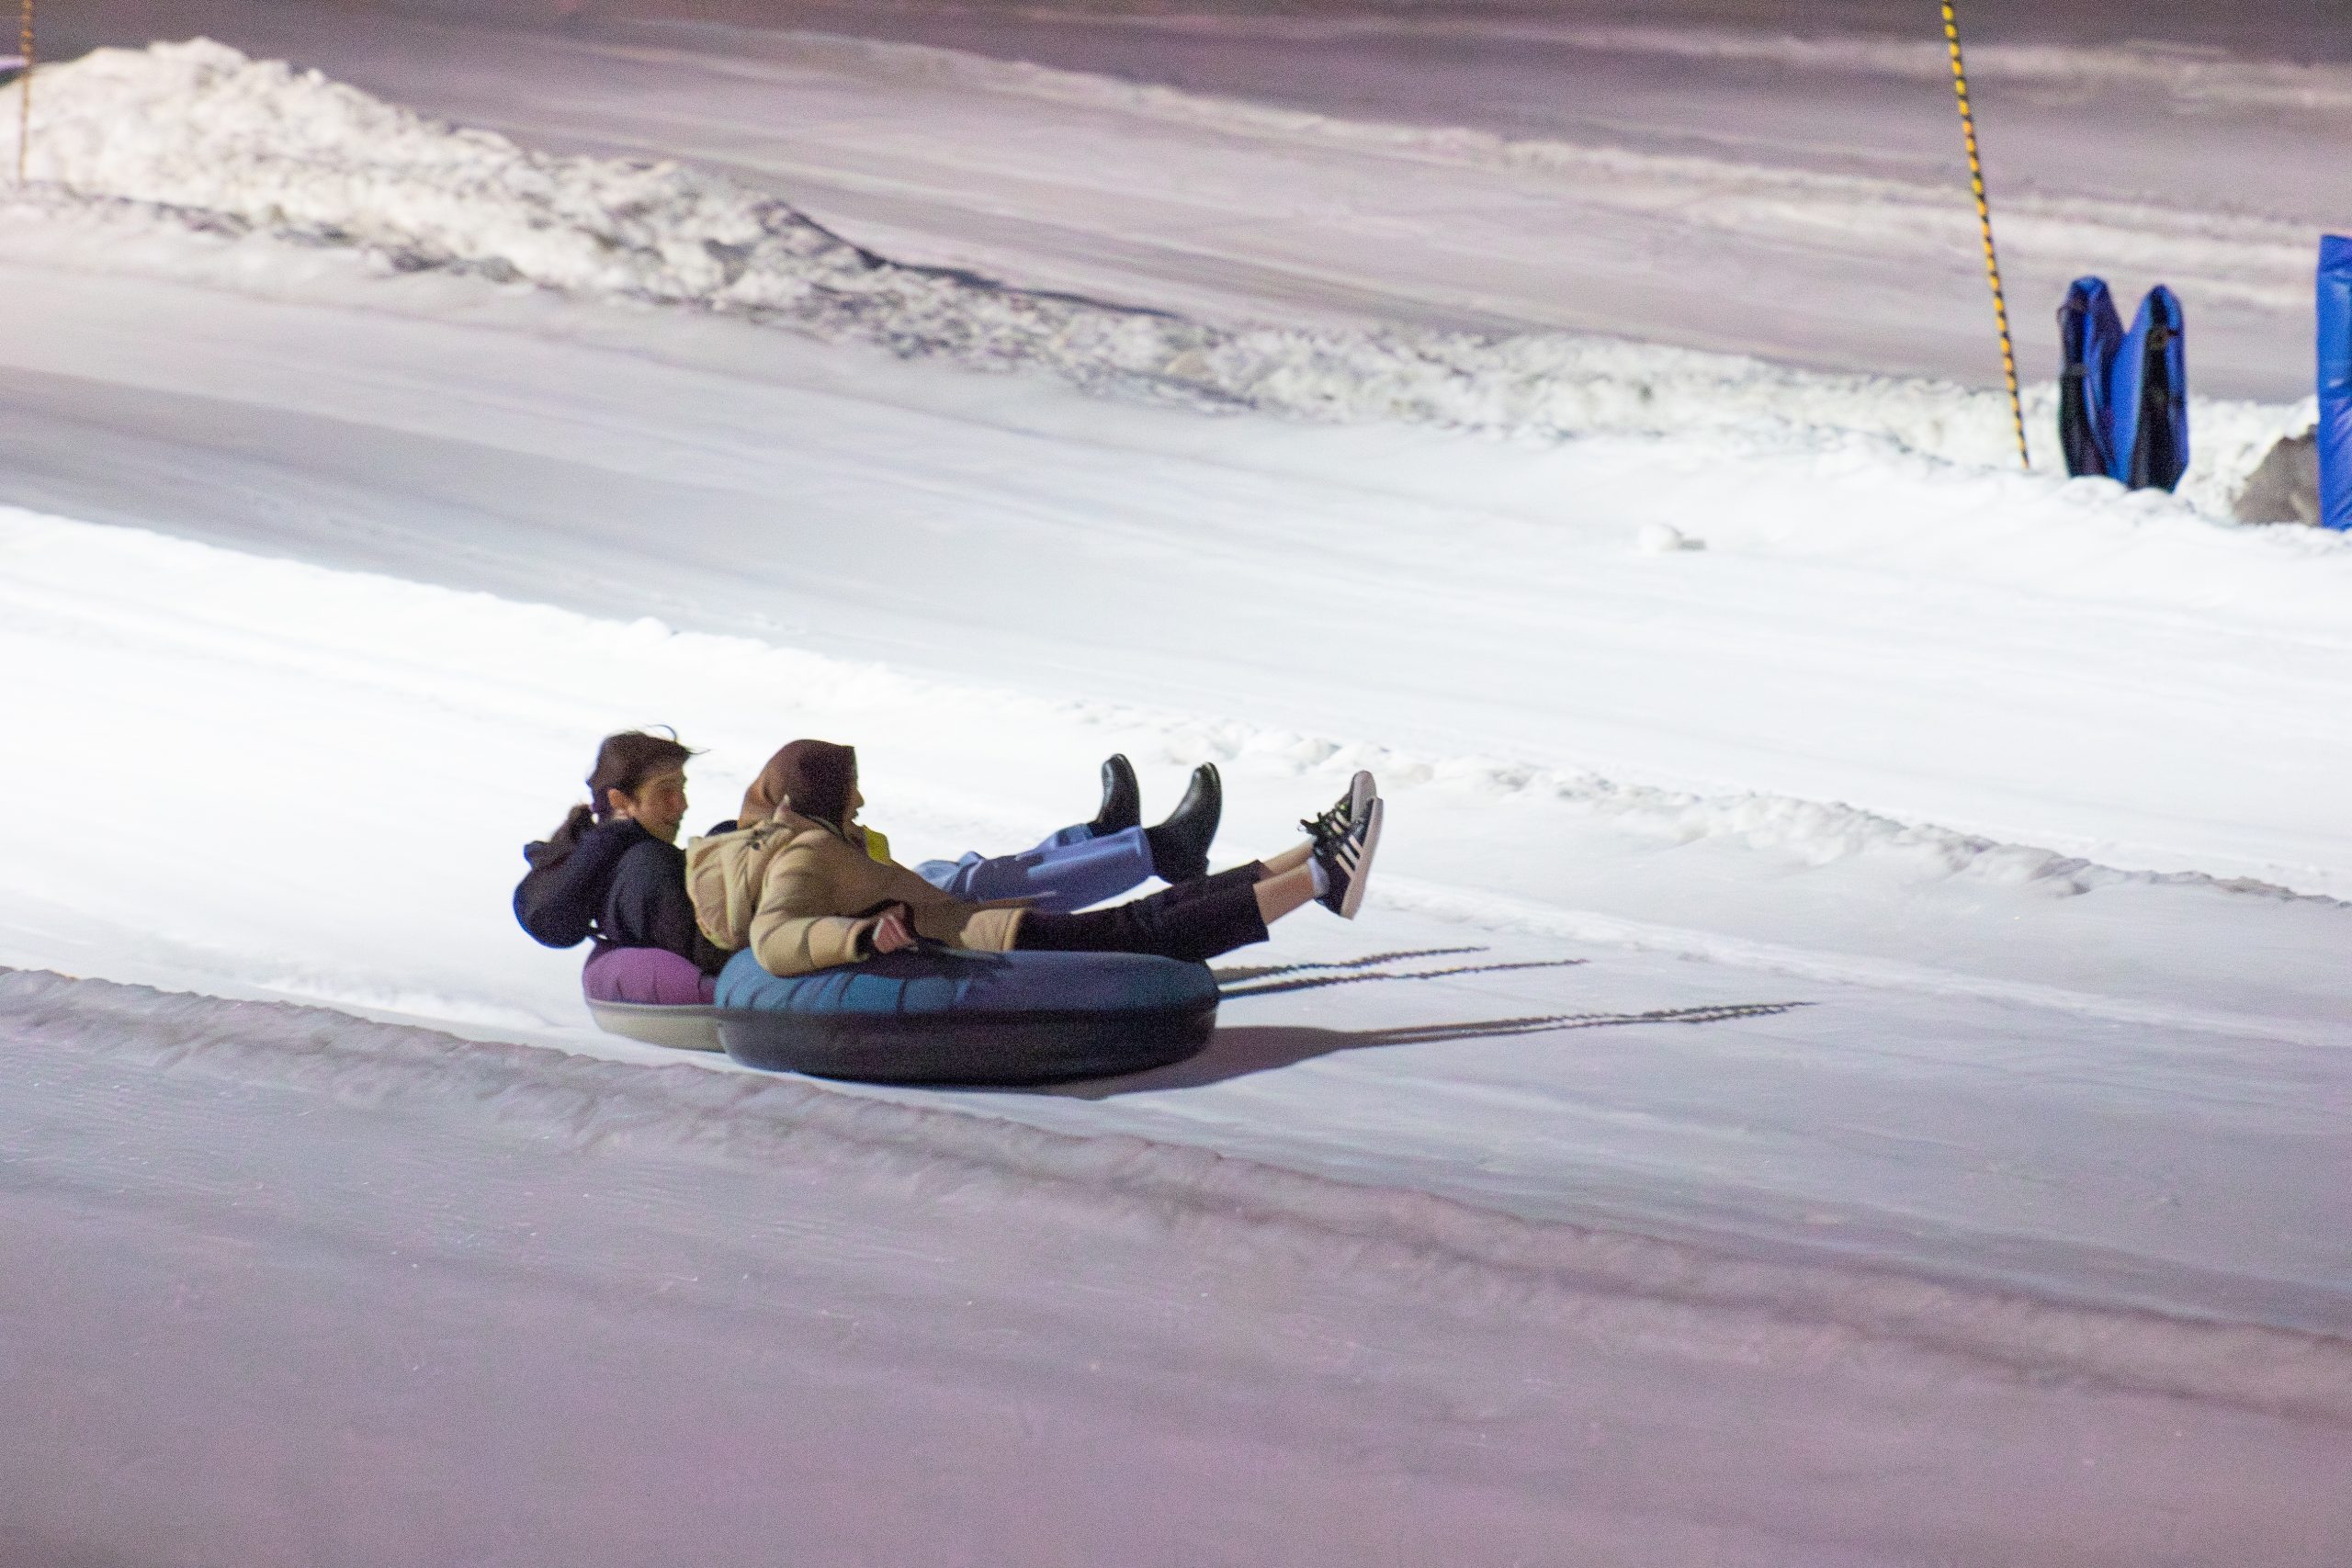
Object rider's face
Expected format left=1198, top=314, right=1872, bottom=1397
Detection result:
left=608, top=766, right=689, bottom=843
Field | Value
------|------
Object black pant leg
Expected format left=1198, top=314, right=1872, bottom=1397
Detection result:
left=1151, top=862, right=1266, bottom=910
left=1015, top=877, right=1270, bottom=963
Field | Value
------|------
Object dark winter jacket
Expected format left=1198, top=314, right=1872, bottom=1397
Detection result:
left=515, top=817, right=735, bottom=975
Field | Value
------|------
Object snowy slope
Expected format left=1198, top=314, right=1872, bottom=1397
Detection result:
left=6, top=503, right=2349, bottom=1348
left=38, top=0, right=2352, bottom=401
left=13, top=37, right=2235, bottom=481
left=1, top=23, right=2348, bottom=1562
left=2, top=187, right=2347, bottom=893
left=0, top=22, right=2344, bottom=1296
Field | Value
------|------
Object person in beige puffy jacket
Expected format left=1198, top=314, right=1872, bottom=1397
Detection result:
left=690, top=740, right=1383, bottom=980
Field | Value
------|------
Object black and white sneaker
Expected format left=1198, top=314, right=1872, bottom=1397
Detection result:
left=1312, top=795, right=1383, bottom=919
left=1300, top=770, right=1376, bottom=851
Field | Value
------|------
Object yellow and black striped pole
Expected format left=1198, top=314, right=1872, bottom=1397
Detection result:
left=15, top=0, right=31, bottom=186
left=1940, top=1, right=2029, bottom=469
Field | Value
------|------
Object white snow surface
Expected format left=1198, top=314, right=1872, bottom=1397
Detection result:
left=38, top=0, right=2349, bottom=403
left=9, top=968, right=2347, bottom=1566
left=0, top=37, right=2313, bottom=515
left=3, top=16, right=2351, bottom=1563
left=4, top=964, right=2349, bottom=1566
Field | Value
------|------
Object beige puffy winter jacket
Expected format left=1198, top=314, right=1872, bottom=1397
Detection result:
left=687, top=805, right=1026, bottom=977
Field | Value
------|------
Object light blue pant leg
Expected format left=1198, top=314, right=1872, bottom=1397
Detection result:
left=915, top=824, right=1155, bottom=913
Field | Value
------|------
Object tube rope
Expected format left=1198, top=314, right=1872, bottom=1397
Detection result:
left=15, top=0, right=29, bottom=186
left=1940, top=1, right=2029, bottom=469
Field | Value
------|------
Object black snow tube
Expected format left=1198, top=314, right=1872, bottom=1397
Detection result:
left=708, top=946, right=1218, bottom=1086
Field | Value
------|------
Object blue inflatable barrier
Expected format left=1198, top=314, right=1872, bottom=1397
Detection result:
left=710, top=947, right=1218, bottom=1085
left=2321, top=235, right=2352, bottom=532
left=2058, top=277, right=2121, bottom=478
left=2057, top=278, right=2188, bottom=491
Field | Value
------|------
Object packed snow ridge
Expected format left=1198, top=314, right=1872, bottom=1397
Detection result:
left=750, top=26, right=2323, bottom=316
left=6, top=39, right=2303, bottom=513
left=1031, top=13, right=2352, bottom=113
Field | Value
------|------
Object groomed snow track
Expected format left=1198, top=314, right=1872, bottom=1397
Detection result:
left=5, top=966, right=2347, bottom=1566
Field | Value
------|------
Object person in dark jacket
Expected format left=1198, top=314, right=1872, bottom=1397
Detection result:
left=514, top=731, right=731, bottom=972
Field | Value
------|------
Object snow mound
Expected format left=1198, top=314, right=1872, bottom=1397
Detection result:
left=4, top=39, right=2303, bottom=513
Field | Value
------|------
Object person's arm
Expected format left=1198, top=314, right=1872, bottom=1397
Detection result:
left=514, top=818, right=641, bottom=948
left=749, top=841, right=882, bottom=976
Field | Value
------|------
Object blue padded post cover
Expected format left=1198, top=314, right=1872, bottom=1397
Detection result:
left=2108, top=285, right=2188, bottom=492
left=2321, top=235, right=2352, bottom=532
left=2057, top=277, right=2120, bottom=479
left=2057, top=278, right=2188, bottom=491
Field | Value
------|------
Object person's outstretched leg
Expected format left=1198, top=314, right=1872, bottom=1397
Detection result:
left=917, top=826, right=1157, bottom=912
left=1015, top=874, right=1272, bottom=963
left=910, top=754, right=1221, bottom=912
left=1014, top=794, right=1383, bottom=963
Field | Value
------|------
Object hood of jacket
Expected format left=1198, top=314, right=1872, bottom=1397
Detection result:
left=514, top=816, right=655, bottom=950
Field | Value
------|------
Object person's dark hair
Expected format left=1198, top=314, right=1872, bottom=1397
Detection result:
left=588, top=729, right=695, bottom=820
left=741, top=739, right=856, bottom=829
left=540, top=729, right=696, bottom=858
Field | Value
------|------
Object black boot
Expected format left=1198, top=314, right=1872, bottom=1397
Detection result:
left=1144, top=762, right=1221, bottom=883
left=1089, top=754, right=1142, bottom=838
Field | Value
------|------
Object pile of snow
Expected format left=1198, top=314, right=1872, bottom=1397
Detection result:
left=3, top=39, right=2304, bottom=513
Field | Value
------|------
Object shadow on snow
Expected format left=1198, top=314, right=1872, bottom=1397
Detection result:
left=1039, top=944, right=1813, bottom=1095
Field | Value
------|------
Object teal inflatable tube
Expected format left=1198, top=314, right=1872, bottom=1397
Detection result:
left=711, top=947, right=1218, bottom=1085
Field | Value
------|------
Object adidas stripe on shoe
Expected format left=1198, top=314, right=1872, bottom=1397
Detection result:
left=1312, top=795, right=1383, bottom=919
left=1300, top=770, right=1376, bottom=850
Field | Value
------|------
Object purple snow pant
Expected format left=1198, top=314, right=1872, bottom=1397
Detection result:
left=915, top=823, right=1155, bottom=913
